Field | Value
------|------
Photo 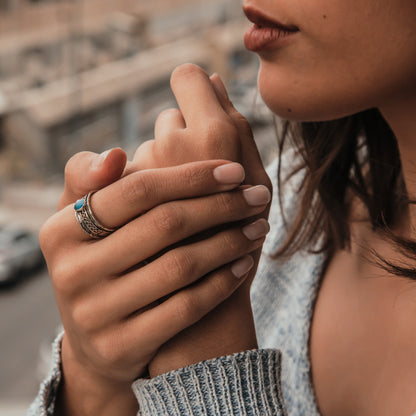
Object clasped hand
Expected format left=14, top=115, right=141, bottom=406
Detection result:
left=40, top=64, right=272, bottom=415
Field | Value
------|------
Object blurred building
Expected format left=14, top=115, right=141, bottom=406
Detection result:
left=0, top=0, right=259, bottom=179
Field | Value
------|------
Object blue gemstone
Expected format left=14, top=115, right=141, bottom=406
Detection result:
left=74, top=198, right=85, bottom=211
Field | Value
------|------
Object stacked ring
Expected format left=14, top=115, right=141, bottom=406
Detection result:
left=74, top=192, right=117, bottom=239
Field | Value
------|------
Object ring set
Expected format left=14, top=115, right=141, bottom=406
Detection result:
left=74, top=192, right=117, bottom=239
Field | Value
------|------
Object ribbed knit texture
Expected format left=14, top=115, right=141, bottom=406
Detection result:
left=27, top=331, right=64, bottom=416
left=132, top=349, right=287, bottom=415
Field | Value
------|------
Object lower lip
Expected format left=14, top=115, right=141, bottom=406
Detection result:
left=244, top=24, right=298, bottom=52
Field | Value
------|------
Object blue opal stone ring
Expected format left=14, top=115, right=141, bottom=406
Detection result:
left=74, top=192, right=117, bottom=239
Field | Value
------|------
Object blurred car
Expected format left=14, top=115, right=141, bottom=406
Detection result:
left=0, top=225, right=44, bottom=287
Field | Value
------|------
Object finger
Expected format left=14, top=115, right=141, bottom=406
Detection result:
left=154, top=108, right=186, bottom=139
left=50, top=160, right=246, bottom=243
left=96, top=184, right=270, bottom=274
left=59, top=148, right=127, bottom=210
left=170, top=64, right=230, bottom=128
left=120, top=254, right=254, bottom=354
left=152, top=109, right=187, bottom=166
left=210, top=73, right=254, bottom=140
left=127, top=140, right=156, bottom=172
left=90, top=160, right=247, bottom=232
left=98, top=219, right=269, bottom=320
left=210, top=74, right=270, bottom=187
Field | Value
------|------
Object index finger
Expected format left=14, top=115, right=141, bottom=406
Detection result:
left=63, top=160, right=246, bottom=242
left=170, top=64, right=230, bottom=128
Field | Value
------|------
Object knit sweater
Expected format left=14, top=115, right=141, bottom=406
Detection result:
left=27, top=154, right=325, bottom=416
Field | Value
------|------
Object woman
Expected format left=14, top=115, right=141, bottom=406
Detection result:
left=30, top=0, right=416, bottom=415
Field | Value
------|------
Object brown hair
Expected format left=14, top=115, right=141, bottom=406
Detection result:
left=275, top=108, right=416, bottom=279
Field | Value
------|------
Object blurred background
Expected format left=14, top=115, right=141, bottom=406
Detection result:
left=0, top=0, right=278, bottom=413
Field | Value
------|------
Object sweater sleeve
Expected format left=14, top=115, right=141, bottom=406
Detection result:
left=28, top=335, right=287, bottom=416
left=132, top=349, right=287, bottom=416
left=27, top=331, right=64, bottom=416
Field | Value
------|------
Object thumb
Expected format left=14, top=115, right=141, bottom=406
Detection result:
left=58, top=148, right=127, bottom=210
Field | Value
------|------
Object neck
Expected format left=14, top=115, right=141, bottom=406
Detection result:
left=380, top=93, right=416, bottom=232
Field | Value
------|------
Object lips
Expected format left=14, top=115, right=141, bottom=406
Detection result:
left=243, top=5, right=299, bottom=52
left=243, top=6, right=299, bottom=33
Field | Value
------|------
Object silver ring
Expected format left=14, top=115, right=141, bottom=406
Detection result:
left=74, top=192, right=117, bottom=239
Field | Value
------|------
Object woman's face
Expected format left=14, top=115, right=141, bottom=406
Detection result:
left=243, top=0, right=416, bottom=121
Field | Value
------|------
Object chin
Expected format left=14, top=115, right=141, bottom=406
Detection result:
left=259, top=86, right=373, bottom=123
left=257, top=65, right=372, bottom=123
left=261, top=94, right=345, bottom=123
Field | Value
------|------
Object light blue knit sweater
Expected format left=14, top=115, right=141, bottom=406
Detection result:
left=28, top=155, right=325, bottom=416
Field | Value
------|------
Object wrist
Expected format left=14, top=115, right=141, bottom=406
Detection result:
left=56, top=336, right=139, bottom=416
left=148, top=288, right=257, bottom=378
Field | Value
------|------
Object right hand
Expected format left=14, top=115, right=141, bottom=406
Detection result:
left=40, top=160, right=270, bottom=414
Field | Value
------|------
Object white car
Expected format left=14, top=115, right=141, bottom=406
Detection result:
left=0, top=226, right=44, bottom=287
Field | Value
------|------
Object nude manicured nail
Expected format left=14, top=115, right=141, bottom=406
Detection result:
left=213, top=163, right=245, bottom=184
left=243, top=185, right=271, bottom=206
left=231, top=255, right=254, bottom=279
left=242, top=219, right=270, bottom=240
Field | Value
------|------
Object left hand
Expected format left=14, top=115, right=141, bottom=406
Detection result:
left=59, top=64, right=272, bottom=377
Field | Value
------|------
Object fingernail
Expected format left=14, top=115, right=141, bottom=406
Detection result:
left=92, top=149, right=111, bottom=168
left=213, top=163, right=245, bottom=184
left=231, top=255, right=254, bottom=279
left=242, top=219, right=270, bottom=240
left=243, top=185, right=271, bottom=206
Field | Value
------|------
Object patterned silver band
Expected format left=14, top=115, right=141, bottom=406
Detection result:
left=74, top=192, right=117, bottom=239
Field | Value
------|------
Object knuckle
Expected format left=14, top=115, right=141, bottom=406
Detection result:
left=133, top=139, right=154, bottom=162
left=49, top=248, right=93, bottom=298
left=199, top=120, right=239, bottom=159
left=39, top=209, right=70, bottom=256
left=216, top=191, right=238, bottom=216
left=120, top=172, right=155, bottom=207
left=182, top=164, right=209, bottom=188
left=163, top=249, right=194, bottom=283
left=154, top=138, right=177, bottom=163
left=152, top=203, right=184, bottom=235
left=200, top=119, right=236, bottom=142
left=222, top=229, right=244, bottom=252
left=72, top=301, right=96, bottom=333
left=38, top=216, right=58, bottom=255
left=93, top=334, right=124, bottom=366
left=157, top=108, right=182, bottom=121
left=208, top=273, right=232, bottom=300
left=233, top=111, right=252, bottom=131
left=174, top=293, right=201, bottom=323
left=50, top=259, right=80, bottom=297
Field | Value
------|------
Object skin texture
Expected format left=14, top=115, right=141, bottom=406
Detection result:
left=243, top=0, right=416, bottom=122
left=43, top=66, right=271, bottom=415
